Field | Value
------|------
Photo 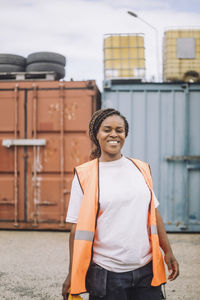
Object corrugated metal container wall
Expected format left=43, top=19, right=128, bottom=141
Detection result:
left=0, top=80, right=101, bottom=230
left=103, top=81, right=200, bottom=232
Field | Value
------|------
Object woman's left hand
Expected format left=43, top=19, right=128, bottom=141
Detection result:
left=164, top=252, right=179, bottom=281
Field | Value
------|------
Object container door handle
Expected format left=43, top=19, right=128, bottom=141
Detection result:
left=2, top=139, right=46, bottom=148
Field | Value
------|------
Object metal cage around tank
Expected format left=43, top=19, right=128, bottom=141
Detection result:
left=104, top=33, right=146, bottom=81
left=163, top=28, right=200, bottom=82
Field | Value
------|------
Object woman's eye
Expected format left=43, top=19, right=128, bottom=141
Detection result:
left=103, top=128, right=124, bottom=133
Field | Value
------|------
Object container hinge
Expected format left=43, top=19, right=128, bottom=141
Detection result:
left=187, top=164, right=200, bottom=170
left=179, top=225, right=188, bottom=231
left=166, top=155, right=200, bottom=161
left=2, top=139, right=46, bottom=148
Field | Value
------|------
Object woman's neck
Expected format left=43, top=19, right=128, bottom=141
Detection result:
left=99, top=153, right=122, bottom=162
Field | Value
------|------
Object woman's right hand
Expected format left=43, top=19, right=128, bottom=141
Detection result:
left=62, top=273, right=71, bottom=300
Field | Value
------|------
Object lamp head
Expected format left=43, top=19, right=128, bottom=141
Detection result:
left=127, top=11, right=138, bottom=18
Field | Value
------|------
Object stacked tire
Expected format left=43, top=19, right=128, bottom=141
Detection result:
left=0, top=54, right=26, bottom=72
left=26, top=52, right=66, bottom=80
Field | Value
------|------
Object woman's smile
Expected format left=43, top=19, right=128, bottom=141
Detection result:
left=107, top=140, right=120, bottom=144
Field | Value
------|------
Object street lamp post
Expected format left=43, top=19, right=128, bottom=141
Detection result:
left=127, top=11, right=160, bottom=81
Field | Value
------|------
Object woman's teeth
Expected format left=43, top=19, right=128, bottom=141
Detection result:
left=108, top=141, right=118, bottom=144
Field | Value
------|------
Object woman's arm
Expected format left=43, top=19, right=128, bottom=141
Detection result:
left=62, top=223, right=77, bottom=299
left=156, top=208, right=179, bottom=281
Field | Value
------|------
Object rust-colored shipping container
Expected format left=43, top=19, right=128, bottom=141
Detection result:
left=0, top=80, right=101, bottom=230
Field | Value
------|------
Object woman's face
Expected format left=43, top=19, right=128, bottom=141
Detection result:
left=96, top=115, right=126, bottom=161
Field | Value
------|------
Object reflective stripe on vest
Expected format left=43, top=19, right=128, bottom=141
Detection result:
left=151, top=224, right=158, bottom=235
left=70, top=158, right=166, bottom=295
left=75, top=230, right=94, bottom=242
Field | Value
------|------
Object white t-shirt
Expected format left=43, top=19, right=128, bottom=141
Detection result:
left=66, top=156, right=159, bottom=272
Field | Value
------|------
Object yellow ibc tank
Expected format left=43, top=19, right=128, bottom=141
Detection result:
left=104, top=34, right=145, bottom=80
left=163, top=29, right=200, bottom=82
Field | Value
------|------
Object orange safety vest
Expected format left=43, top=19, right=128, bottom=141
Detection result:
left=70, top=158, right=166, bottom=295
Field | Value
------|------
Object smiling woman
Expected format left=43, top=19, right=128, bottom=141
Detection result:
left=89, top=108, right=129, bottom=161
left=62, top=108, right=179, bottom=300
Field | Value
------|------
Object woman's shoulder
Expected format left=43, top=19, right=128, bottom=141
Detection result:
left=128, top=158, right=152, bottom=180
left=128, top=157, right=148, bottom=166
left=75, top=158, right=98, bottom=172
left=128, top=157, right=151, bottom=173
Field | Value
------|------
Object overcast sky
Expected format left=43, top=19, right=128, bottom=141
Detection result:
left=1, top=0, right=200, bottom=90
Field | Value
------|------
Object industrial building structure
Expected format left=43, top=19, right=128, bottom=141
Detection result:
left=0, top=27, right=200, bottom=232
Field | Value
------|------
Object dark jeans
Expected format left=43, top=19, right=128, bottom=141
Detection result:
left=86, top=261, right=162, bottom=300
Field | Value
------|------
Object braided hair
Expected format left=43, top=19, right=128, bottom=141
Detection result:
left=89, top=108, right=129, bottom=160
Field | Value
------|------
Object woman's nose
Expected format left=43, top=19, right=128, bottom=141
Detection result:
left=110, top=130, right=117, bottom=137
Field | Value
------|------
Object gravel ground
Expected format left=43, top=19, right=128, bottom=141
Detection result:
left=0, top=230, right=199, bottom=300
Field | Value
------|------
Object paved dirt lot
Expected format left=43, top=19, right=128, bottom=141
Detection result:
left=0, top=230, right=199, bottom=300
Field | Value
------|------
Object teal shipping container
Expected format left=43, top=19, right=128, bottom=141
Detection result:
left=103, top=80, right=200, bottom=232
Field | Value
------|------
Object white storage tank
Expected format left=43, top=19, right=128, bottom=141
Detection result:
left=104, top=33, right=145, bottom=81
left=163, top=28, right=200, bottom=82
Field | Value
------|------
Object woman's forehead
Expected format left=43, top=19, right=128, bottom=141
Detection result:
left=101, top=115, right=125, bottom=126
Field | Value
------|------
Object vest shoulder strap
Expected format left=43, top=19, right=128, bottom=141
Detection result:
left=75, top=159, right=98, bottom=193
left=129, top=158, right=153, bottom=189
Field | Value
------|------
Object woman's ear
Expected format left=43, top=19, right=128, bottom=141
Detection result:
left=96, top=132, right=99, bottom=143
